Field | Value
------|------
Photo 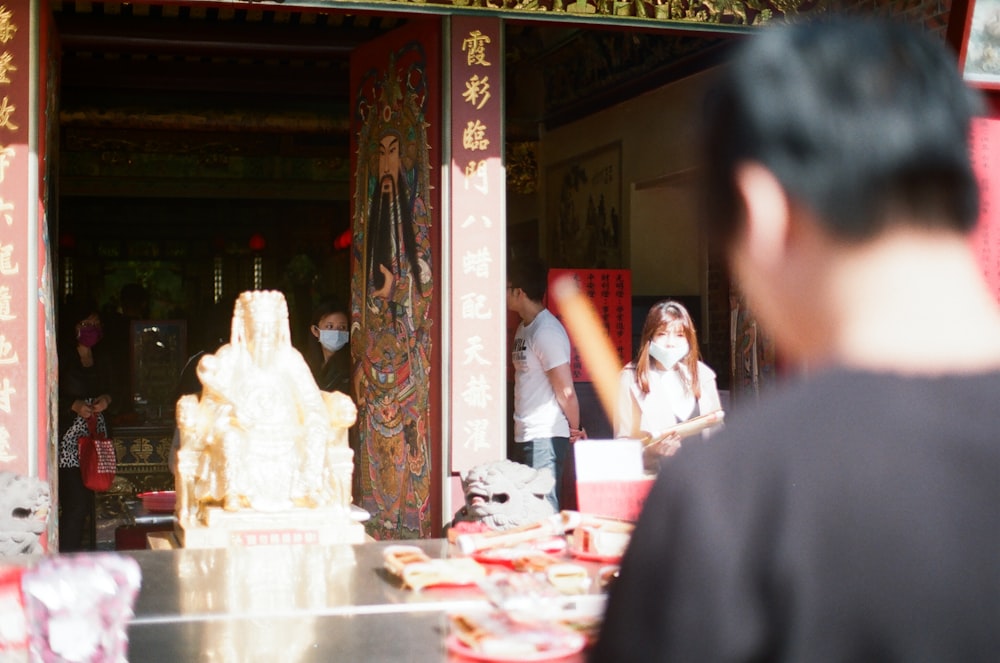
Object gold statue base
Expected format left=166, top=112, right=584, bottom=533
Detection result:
left=176, top=507, right=368, bottom=549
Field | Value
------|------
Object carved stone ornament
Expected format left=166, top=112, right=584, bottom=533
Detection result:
left=451, top=459, right=556, bottom=531
left=0, top=471, right=51, bottom=557
left=174, top=290, right=365, bottom=547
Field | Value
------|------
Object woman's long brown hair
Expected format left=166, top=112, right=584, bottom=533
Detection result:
left=633, top=300, right=702, bottom=399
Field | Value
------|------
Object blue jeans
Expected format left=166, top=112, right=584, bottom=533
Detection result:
left=515, top=436, right=570, bottom=512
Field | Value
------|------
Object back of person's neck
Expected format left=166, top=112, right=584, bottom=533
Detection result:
left=806, top=227, right=1000, bottom=374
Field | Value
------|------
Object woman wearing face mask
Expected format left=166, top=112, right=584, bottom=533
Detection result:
left=615, top=300, right=722, bottom=464
left=57, top=297, right=115, bottom=551
left=309, top=296, right=353, bottom=396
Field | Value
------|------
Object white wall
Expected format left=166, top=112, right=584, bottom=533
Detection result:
left=630, top=178, right=702, bottom=294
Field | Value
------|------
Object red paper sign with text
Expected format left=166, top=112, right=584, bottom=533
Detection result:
left=576, top=478, right=655, bottom=522
left=547, top=269, right=631, bottom=382
left=970, top=117, right=1000, bottom=302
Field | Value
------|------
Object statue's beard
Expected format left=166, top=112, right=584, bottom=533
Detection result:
left=370, top=177, right=399, bottom=292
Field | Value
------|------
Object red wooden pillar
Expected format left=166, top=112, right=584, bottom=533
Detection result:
left=0, top=0, right=56, bottom=549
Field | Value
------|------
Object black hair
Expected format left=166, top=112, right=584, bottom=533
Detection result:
left=508, top=256, right=550, bottom=303
left=367, top=164, right=423, bottom=293
left=311, top=295, right=348, bottom=327
left=701, top=18, right=983, bottom=247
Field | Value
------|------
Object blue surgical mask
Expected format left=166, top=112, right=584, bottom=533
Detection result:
left=319, top=329, right=349, bottom=353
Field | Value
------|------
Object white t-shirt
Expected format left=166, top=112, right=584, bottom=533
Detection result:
left=512, top=308, right=572, bottom=442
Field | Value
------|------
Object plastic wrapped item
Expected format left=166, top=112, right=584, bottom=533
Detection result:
left=448, top=610, right=586, bottom=660
left=382, top=545, right=486, bottom=591
left=21, top=555, right=141, bottom=663
left=475, top=570, right=606, bottom=648
left=477, top=570, right=568, bottom=623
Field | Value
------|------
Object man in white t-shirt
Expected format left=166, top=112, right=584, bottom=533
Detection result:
left=507, top=257, right=584, bottom=511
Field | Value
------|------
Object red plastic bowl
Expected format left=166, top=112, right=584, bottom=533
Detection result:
left=137, top=491, right=176, bottom=513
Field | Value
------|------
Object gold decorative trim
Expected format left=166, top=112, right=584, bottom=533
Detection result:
left=506, top=141, right=538, bottom=194
left=294, top=0, right=820, bottom=27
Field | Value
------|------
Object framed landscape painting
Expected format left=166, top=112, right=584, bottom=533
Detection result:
left=546, top=142, right=623, bottom=269
left=959, top=0, right=1000, bottom=90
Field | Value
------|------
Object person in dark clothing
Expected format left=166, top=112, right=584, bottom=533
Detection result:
left=308, top=296, right=353, bottom=396
left=591, top=19, right=1000, bottom=663
left=101, top=282, right=149, bottom=423
left=57, top=297, right=115, bottom=552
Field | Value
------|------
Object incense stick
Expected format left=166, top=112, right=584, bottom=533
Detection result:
left=550, top=275, right=622, bottom=426
left=646, top=410, right=726, bottom=446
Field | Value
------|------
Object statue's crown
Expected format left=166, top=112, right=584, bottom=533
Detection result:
left=239, top=290, right=288, bottom=322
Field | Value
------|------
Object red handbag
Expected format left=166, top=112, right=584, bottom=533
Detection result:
left=78, top=415, right=116, bottom=492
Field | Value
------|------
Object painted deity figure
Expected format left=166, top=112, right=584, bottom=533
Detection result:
left=175, top=291, right=356, bottom=523
left=352, top=53, right=434, bottom=539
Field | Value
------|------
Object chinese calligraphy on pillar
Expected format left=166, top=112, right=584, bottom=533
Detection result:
left=0, top=2, right=28, bottom=472
left=970, top=118, right=1000, bottom=304
left=450, top=17, right=504, bottom=471
left=548, top=268, right=632, bottom=382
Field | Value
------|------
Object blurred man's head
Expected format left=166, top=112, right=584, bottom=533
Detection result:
left=701, top=19, right=982, bottom=250
left=699, top=20, right=985, bottom=365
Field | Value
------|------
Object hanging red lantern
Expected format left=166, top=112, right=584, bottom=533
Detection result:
left=333, top=229, right=352, bottom=251
left=248, top=233, right=266, bottom=252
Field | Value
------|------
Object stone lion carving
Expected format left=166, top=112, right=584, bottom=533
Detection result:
left=175, top=291, right=356, bottom=525
left=0, top=471, right=51, bottom=557
left=451, top=459, right=555, bottom=531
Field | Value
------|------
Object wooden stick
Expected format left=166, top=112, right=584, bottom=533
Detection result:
left=550, top=275, right=622, bottom=426
left=647, top=409, right=725, bottom=446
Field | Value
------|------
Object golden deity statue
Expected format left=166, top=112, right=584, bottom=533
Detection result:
left=175, top=290, right=365, bottom=548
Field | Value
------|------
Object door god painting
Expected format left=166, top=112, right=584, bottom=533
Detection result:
left=351, top=46, right=435, bottom=539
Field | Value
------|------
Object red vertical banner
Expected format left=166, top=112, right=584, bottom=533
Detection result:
left=970, top=117, right=1000, bottom=302
left=0, top=0, right=34, bottom=477
left=449, top=16, right=505, bottom=472
left=548, top=268, right=632, bottom=382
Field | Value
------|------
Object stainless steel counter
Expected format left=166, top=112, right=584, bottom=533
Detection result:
left=128, top=611, right=457, bottom=662
left=127, top=539, right=487, bottom=622
left=122, top=539, right=603, bottom=662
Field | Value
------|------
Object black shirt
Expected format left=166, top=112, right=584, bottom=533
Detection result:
left=591, top=369, right=1000, bottom=663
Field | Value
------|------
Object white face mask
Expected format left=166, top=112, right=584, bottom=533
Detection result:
left=319, top=329, right=349, bottom=353
left=648, top=338, right=689, bottom=369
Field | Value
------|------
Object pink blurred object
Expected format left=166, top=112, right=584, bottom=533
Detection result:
left=0, top=566, right=28, bottom=652
left=21, top=554, right=141, bottom=662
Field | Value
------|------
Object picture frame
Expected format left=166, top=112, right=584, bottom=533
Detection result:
left=958, top=0, right=1000, bottom=90
left=545, top=141, right=623, bottom=269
